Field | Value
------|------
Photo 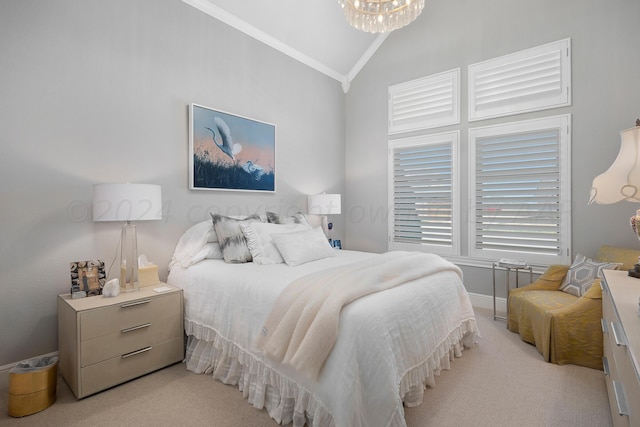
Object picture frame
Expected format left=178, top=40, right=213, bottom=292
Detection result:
left=70, top=260, right=106, bottom=297
left=189, top=103, right=276, bottom=192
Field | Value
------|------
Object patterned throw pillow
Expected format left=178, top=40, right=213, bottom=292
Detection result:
left=266, top=211, right=308, bottom=225
left=558, top=254, right=622, bottom=297
left=210, top=213, right=262, bottom=263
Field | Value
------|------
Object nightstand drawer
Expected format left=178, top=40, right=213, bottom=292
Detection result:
left=80, top=292, right=181, bottom=341
left=80, top=337, right=183, bottom=398
left=80, top=310, right=182, bottom=367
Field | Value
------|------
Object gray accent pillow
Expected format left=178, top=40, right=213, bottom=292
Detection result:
left=558, top=254, right=621, bottom=296
left=210, top=213, right=262, bottom=263
left=266, top=211, right=308, bottom=225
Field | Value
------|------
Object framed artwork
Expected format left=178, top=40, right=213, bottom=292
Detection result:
left=70, top=260, right=106, bottom=296
left=189, top=103, right=276, bottom=192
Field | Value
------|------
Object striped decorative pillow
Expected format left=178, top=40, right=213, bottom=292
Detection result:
left=266, top=211, right=308, bottom=225
left=210, top=213, right=262, bottom=263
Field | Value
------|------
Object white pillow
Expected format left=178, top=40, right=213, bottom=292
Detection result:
left=197, top=242, right=223, bottom=260
left=169, top=220, right=217, bottom=269
left=241, top=222, right=311, bottom=265
left=303, top=214, right=323, bottom=228
left=271, top=226, right=335, bottom=267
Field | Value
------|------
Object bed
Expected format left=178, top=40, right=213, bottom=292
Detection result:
left=166, top=213, right=478, bottom=427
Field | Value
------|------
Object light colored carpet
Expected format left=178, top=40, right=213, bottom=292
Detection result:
left=0, top=308, right=612, bottom=426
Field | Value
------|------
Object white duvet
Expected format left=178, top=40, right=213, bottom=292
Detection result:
left=168, top=250, right=478, bottom=427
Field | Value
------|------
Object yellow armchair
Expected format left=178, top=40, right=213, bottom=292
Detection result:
left=507, top=245, right=640, bottom=370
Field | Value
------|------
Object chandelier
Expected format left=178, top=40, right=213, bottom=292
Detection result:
left=339, top=0, right=425, bottom=33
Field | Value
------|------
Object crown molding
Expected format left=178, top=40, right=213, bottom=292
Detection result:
left=183, top=1, right=344, bottom=82
left=182, top=0, right=385, bottom=93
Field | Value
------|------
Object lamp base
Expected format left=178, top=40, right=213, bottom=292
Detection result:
left=628, top=264, right=640, bottom=279
left=120, top=222, right=140, bottom=292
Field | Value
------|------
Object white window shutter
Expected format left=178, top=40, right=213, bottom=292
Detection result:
left=389, top=69, right=460, bottom=135
left=389, top=132, right=459, bottom=256
left=469, top=115, right=571, bottom=265
left=469, top=39, right=571, bottom=121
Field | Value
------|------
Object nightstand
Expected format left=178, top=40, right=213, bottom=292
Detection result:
left=57, top=284, right=184, bottom=399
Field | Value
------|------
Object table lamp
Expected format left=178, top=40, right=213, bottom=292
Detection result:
left=589, top=120, right=640, bottom=276
left=308, top=193, right=341, bottom=242
left=93, top=183, right=162, bottom=292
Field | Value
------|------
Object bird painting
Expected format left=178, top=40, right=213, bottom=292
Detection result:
left=241, top=160, right=265, bottom=181
left=205, top=117, right=242, bottom=161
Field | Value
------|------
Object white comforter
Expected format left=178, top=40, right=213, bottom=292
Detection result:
left=168, top=250, right=478, bottom=427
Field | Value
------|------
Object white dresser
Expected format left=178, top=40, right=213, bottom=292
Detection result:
left=602, top=270, right=640, bottom=426
left=57, top=285, right=184, bottom=399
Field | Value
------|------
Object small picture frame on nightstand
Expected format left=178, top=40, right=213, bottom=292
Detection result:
left=70, top=260, right=106, bottom=297
left=332, top=239, right=342, bottom=250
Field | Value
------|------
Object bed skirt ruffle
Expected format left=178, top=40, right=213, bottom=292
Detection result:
left=183, top=318, right=478, bottom=427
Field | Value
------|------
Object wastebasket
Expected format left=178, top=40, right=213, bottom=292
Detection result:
left=8, top=355, right=58, bottom=417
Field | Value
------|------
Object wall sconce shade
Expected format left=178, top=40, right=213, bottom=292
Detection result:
left=92, top=183, right=162, bottom=292
left=590, top=126, right=640, bottom=205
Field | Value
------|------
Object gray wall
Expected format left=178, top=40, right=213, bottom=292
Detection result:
left=2, top=0, right=639, bottom=367
left=0, top=0, right=345, bottom=366
left=345, top=0, right=640, bottom=296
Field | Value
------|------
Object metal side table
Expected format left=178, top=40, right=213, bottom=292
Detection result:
left=492, top=262, right=533, bottom=323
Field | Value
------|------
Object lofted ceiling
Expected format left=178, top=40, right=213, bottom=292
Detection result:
left=182, top=0, right=390, bottom=92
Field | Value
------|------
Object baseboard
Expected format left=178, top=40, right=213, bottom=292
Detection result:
left=468, top=292, right=505, bottom=315
left=0, top=351, right=59, bottom=374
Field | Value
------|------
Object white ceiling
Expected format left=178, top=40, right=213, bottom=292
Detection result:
left=182, top=0, right=389, bottom=92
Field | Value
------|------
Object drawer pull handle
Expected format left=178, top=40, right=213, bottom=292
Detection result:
left=602, top=357, right=610, bottom=376
left=611, top=322, right=627, bottom=347
left=122, top=346, right=152, bottom=359
left=601, top=319, right=608, bottom=334
left=613, top=381, right=630, bottom=416
left=121, top=299, right=151, bottom=308
left=121, top=323, right=151, bottom=333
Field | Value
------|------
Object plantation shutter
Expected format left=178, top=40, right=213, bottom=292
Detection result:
left=389, top=132, right=459, bottom=256
left=468, top=39, right=571, bottom=121
left=388, top=69, right=459, bottom=134
left=469, top=115, right=571, bottom=264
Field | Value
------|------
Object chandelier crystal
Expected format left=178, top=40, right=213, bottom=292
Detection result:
left=339, top=0, right=425, bottom=33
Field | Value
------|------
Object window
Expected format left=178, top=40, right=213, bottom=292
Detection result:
left=388, top=69, right=460, bottom=134
left=388, top=131, right=459, bottom=256
left=468, top=115, right=571, bottom=265
left=468, top=39, right=571, bottom=121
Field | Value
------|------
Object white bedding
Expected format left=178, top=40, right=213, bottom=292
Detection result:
left=168, top=250, right=478, bottom=427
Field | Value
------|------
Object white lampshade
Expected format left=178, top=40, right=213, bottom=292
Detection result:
left=590, top=126, right=640, bottom=205
left=308, top=193, right=342, bottom=215
left=93, top=183, right=162, bottom=222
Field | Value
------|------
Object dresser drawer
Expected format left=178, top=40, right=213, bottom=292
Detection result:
left=80, top=310, right=182, bottom=367
left=613, top=343, right=640, bottom=421
left=80, top=292, right=181, bottom=341
left=80, top=337, right=183, bottom=398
